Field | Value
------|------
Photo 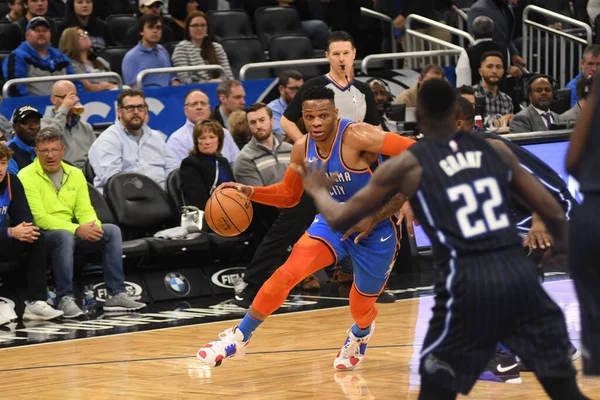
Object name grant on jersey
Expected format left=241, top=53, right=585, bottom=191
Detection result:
left=439, top=151, right=483, bottom=177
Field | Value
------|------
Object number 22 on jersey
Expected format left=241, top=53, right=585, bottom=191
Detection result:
left=447, top=177, right=510, bottom=238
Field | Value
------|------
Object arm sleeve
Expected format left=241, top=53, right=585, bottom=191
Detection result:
left=250, top=167, right=304, bottom=208
left=121, top=52, right=136, bottom=87
left=171, top=43, right=193, bottom=84
left=41, top=106, right=69, bottom=132
left=214, top=43, right=234, bottom=80
left=0, top=175, right=34, bottom=240
left=164, top=142, right=179, bottom=176
left=509, top=113, right=529, bottom=133
left=19, top=172, right=79, bottom=233
left=380, top=132, right=416, bottom=156
left=73, top=171, right=101, bottom=228
left=4, top=53, right=29, bottom=96
left=233, top=156, right=264, bottom=187
left=221, top=129, right=240, bottom=165
left=180, top=158, right=210, bottom=209
left=67, top=63, right=85, bottom=92
left=88, top=133, right=124, bottom=189
left=166, top=134, right=189, bottom=164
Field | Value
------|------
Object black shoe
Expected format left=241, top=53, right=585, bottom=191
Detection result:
left=233, top=284, right=256, bottom=308
left=479, top=349, right=522, bottom=383
left=376, top=290, right=396, bottom=303
left=518, top=341, right=580, bottom=371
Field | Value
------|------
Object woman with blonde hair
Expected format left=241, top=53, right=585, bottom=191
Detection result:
left=171, top=10, right=234, bottom=84
left=59, top=27, right=118, bottom=92
left=227, top=110, right=252, bottom=150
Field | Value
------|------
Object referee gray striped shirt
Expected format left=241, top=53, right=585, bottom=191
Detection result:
left=171, top=40, right=234, bottom=84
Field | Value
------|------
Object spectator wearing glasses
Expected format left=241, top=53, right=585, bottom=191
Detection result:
left=167, top=89, right=239, bottom=164
left=41, top=80, right=96, bottom=169
left=267, top=70, right=304, bottom=136
left=18, top=127, right=146, bottom=318
left=122, top=14, right=180, bottom=88
left=59, top=27, right=118, bottom=92
left=566, top=44, right=600, bottom=107
left=88, top=88, right=178, bottom=192
left=171, top=11, right=233, bottom=84
left=57, top=0, right=109, bottom=51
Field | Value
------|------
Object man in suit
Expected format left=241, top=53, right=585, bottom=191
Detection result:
left=510, top=75, right=563, bottom=133
left=467, top=0, right=527, bottom=71
left=210, top=80, right=246, bottom=130
left=456, top=16, right=513, bottom=88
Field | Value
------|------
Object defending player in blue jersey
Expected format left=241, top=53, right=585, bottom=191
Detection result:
left=298, top=80, right=588, bottom=399
left=196, top=86, right=415, bottom=370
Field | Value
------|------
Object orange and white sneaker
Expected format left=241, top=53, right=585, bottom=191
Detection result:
left=197, top=326, right=250, bottom=367
left=333, top=322, right=375, bottom=370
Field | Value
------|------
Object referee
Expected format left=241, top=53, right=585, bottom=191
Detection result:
left=233, top=31, right=383, bottom=305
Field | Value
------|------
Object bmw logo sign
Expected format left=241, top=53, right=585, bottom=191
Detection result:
left=164, top=272, right=191, bottom=296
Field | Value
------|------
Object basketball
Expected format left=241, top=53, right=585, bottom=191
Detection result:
left=205, top=188, right=253, bottom=237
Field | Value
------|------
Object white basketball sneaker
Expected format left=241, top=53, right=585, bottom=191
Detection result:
left=334, top=322, right=375, bottom=370
left=197, top=326, right=250, bottom=367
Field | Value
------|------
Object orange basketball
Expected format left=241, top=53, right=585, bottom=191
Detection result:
left=205, top=188, right=253, bottom=237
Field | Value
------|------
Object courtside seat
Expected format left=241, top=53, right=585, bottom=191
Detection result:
left=87, top=182, right=149, bottom=259
left=104, top=172, right=209, bottom=257
left=165, top=169, right=254, bottom=257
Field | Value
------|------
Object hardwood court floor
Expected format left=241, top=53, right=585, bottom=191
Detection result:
left=0, top=280, right=598, bottom=399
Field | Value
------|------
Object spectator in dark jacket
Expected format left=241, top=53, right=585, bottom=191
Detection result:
left=180, top=120, right=234, bottom=211
left=0, top=143, right=64, bottom=324
left=57, top=0, right=109, bottom=50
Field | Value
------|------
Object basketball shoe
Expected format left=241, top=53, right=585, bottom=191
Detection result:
left=334, top=322, right=375, bottom=370
left=197, top=326, right=250, bottom=367
left=479, top=348, right=522, bottom=384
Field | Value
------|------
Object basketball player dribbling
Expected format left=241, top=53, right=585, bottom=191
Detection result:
left=296, top=80, right=588, bottom=399
left=197, top=86, right=415, bottom=370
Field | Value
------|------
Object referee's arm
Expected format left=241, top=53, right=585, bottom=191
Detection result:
left=280, top=115, right=304, bottom=143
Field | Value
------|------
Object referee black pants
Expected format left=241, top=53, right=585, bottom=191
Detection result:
left=243, top=193, right=317, bottom=288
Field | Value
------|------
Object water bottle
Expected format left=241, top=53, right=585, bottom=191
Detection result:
left=82, top=285, right=96, bottom=314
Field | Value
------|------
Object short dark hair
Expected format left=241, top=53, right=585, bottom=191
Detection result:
left=118, top=88, right=146, bottom=108
left=301, top=86, right=335, bottom=103
left=327, top=31, right=354, bottom=50
left=138, top=14, right=162, bottom=33
left=480, top=51, right=504, bottom=66
left=583, top=44, right=600, bottom=59
left=191, top=120, right=224, bottom=155
left=576, top=74, right=593, bottom=100
left=456, top=85, right=475, bottom=96
left=278, top=70, right=303, bottom=87
left=35, top=127, right=64, bottom=147
left=417, top=80, right=456, bottom=121
left=0, top=143, right=13, bottom=161
left=456, top=95, right=475, bottom=124
left=421, top=64, right=445, bottom=78
left=245, top=103, right=273, bottom=118
left=216, top=80, right=242, bottom=97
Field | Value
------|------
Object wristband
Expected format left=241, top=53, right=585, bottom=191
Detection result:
left=6, top=228, right=11, bottom=239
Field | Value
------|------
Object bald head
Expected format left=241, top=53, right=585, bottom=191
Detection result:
left=50, top=80, right=79, bottom=113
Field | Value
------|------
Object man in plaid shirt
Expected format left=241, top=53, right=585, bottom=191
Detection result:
left=474, top=51, right=514, bottom=128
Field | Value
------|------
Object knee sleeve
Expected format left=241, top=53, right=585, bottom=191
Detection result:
left=252, top=234, right=334, bottom=316
left=349, top=284, right=378, bottom=329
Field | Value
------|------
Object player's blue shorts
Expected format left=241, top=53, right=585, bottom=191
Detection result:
left=306, top=214, right=398, bottom=295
